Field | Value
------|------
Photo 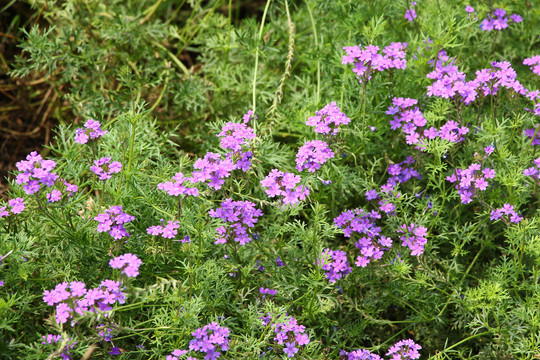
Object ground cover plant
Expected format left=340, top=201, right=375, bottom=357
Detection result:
left=2, top=0, right=540, bottom=359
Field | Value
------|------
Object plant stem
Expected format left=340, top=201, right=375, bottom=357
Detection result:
left=252, top=0, right=272, bottom=113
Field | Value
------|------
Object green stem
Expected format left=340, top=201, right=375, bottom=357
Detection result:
left=306, top=1, right=319, bottom=103
left=436, top=331, right=492, bottom=356
left=224, top=0, right=233, bottom=68
left=252, top=0, right=272, bottom=113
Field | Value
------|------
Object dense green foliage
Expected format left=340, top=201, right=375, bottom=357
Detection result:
left=3, top=0, right=540, bottom=359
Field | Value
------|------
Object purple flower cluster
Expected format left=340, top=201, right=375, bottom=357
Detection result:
left=524, top=55, right=540, bottom=76
left=15, top=151, right=58, bottom=195
left=480, top=8, right=522, bottom=32
left=109, top=253, right=142, bottom=277
left=45, top=181, right=78, bottom=203
left=386, top=339, right=421, bottom=360
left=147, top=220, right=180, bottom=239
left=260, top=314, right=310, bottom=358
left=43, top=280, right=126, bottom=325
left=166, top=322, right=230, bottom=360
left=259, top=287, right=277, bottom=299
left=90, top=157, right=122, bottom=180
left=524, top=126, right=540, bottom=145
left=404, top=2, right=417, bottom=22
left=94, top=205, right=135, bottom=240
left=217, top=121, right=256, bottom=152
left=446, top=162, right=496, bottom=204
left=41, top=334, right=76, bottom=360
left=317, top=248, right=352, bottom=282
left=306, top=102, right=351, bottom=136
left=397, top=224, right=428, bottom=256
left=342, top=42, right=407, bottom=83
left=157, top=172, right=199, bottom=197
left=296, top=140, right=335, bottom=172
left=217, top=118, right=256, bottom=172
left=341, top=339, right=421, bottom=360
left=340, top=349, right=381, bottom=360
left=387, top=96, right=469, bottom=149
left=159, top=111, right=258, bottom=194
left=427, top=52, right=529, bottom=106
left=97, top=323, right=114, bottom=341
left=334, top=209, right=393, bottom=267
left=524, top=158, right=540, bottom=179
left=74, top=119, right=107, bottom=144
left=261, top=170, right=310, bottom=206
left=0, top=198, right=25, bottom=218
left=209, top=199, right=263, bottom=245
left=365, top=158, right=421, bottom=214
left=192, top=152, right=235, bottom=190
left=490, top=204, right=523, bottom=224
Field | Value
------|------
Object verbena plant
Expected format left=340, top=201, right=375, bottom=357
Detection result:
left=3, top=0, right=540, bottom=359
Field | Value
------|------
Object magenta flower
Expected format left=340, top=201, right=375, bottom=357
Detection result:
left=94, top=205, right=135, bottom=240
left=209, top=198, right=263, bottom=245
left=296, top=140, right=335, bottom=172
left=158, top=172, right=199, bottom=197
left=306, top=102, right=351, bottom=136
left=397, top=223, right=428, bottom=256
left=260, top=314, right=310, bottom=358
left=342, top=42, right=407, bottom=83
left=90, top=157, right=122, bottom=180
left=1, top=198, right=25, bottom=217
left=146, top=220, right=180, bottom=239
left=109, top=253, right=142, bottom=277
left=386, top=339, right=421, bottom=360
left=317, top=248, right=352, bottom=282
left=261, top=170, right=310, bottom=205
left=15, top=151, right=58, bottom=195
left=74, top=119, right=107, bottom=144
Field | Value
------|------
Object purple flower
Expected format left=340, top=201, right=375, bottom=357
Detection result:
left=43, top=280, right=126, bottom=325
left=296, top=140, right=335, bottom=172
left=261, top=313, right=309, bottom=358
left=168, top=322, right=230, bottom=359
left=109, top=347, right=121, bottom=355
left=259, top=287, right=278, bottom=299
left=524, top=56, right=540, bottom=77
left=15, top=151, right=58, bottom=195
left=397, top=224, right=428, bottom=256
left=46, top=189, right=62, bottom=203
left=306, top=102, right=351, bottom=136
left=447, top=163, right=495, bottom=204
left=2, top=197, right=25, bottom=216
left=341, top=348, right=382, bottom=360
left=74, top=119, right=107, bottom=144
left=490, top=204, right=523, bottom=224
left=90, top=157, right=122, bottom=180
left=317, top=249, right=352, bottom=282
left=146, top=220, right=180, bottom=239
left=217, top=121, right=256, bottom=152
left=192, top=152, right=235, bottom=190
left=261, top=170, right=310, bottom=206
left=158, top=172, right=199, bottom=197
left=109, top=253, right=143, bottom=278
left=386, top=339, right=421, bottom=360
left=276, top=257, right=285, bottom=267
left=284, top=342, right=299, bottom=357
left=209, top=199, right=263, bottom=245
left=342, top=42, right=407, bottom=83
left=334, top=209, right=392, bottom=267
left=365, top=189, right=379, bottom=201
left=404, top=3, right=417, bottom=22
left=41, top=334, right=76, bottom=360
left=465, top=5, right=474, bottom=13
left=94, top=206, right=135, bottom=240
